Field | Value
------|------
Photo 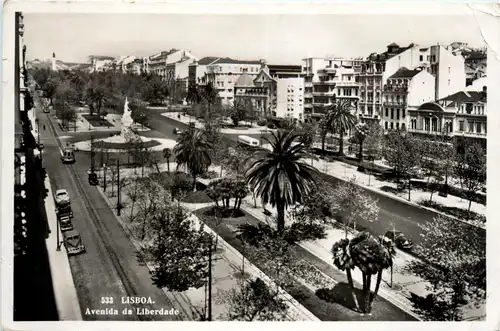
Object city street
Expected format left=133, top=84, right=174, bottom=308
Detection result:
left=147, top=110, right=485, bottom=246
left=36, top=97, right=184, bottom=321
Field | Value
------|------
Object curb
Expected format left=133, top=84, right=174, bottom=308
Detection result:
left=44, top=175, right=83, bottom=321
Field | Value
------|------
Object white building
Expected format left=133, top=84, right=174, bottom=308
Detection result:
left=205, top=58, right=262, bottom=105
left=382, top=67, right=435, bottom=131
left=276, top=78, right=305, bottom=120
left=88, top=55, right=114, bottom=72
left=188, top=57, right=221, bottom=87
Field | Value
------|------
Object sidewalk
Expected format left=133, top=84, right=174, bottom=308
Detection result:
left=241, top=195, right=486, bottom=321
left=44, top=175, right=83, bottom=320
left=95, top=171, right=318, bottom=321
left=161, top=111, right=274, bottom=135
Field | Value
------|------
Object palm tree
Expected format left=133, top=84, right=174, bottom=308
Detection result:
left=173, top=127, right=213, bottom=192
left=163, top=148, right=172, bottom=173
left=245, top=130, right=318, bottom=232
left=353, top=122, right=369, bottom=161
left=331, top=238, right=360, bottom=312
left=324, top=99, right=357, bottom=156
left=349, top=232, right=395, bottom=314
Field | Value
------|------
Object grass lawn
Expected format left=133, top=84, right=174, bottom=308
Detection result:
left=82, top=114, right=113, bottom=127
left=149, top=171, right=213, bottom=204
left=93, top=140, right=161, bottom=150
left=194, top=206, right=418, bottom=321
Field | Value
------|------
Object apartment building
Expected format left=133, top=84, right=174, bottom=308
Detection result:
left=205, top=58, right=262, bottom=105
left=268, top=64, right=303, bottom=79
left=382, top=67, right=435, bottom=131
left=164, top=50, right=198, bottom=97
left=88, top=55, right=114, bottom=73
left=408, top=88, right=487, bottom=148
left=148, top=49, right=178, bottom=76
left=126, top=58, right=143, bottom=75
left=188, top=57, right=220, bottom=87
left=302, top=57, right=362, bottom=120
left=276, top=78, right=305, bottom=120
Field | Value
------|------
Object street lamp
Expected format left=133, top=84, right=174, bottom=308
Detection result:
left=103, top=164, right=107, bottom=192
left=55, top=208, right=62, bottom=251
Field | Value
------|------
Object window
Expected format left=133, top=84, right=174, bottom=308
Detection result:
left=402, top=109, right=406, bottom=118
left=459, top=120, right=464, bottom=131
left=476, top=122, right=482, bottom=133
left=424, top=118, right=430, bottom=131
left=427, top=55, right=430, bottom=61
left=448, top=67, right=451, bottom=74
left=385, top=108, right=389, bottom=117
left=396, top=109, right=400, bottom=120
left=432, top=118, right=437, bottom=132
left=419, top=55, right=423, bottom=61
left=385, top=122, right=388, bottom=130
left=469, top=122, right=474, bottom=132
left=448, top=79, right=451, bottom=86
left=390, top=122, right=394, bottom=129
left=390, top=109, right=394, bottom=119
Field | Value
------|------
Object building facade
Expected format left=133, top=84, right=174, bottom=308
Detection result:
left=382, top=67, right=435, bottom=131
left=205, top=58, right=262, bottom=105
left=88, top=55, right=114, bottom=72
left=188, top=57, right=220, bottom=87
left=234, top=68, right=275, bottom=119
left=408, top=89, right=487, bottom=148
left=164, top=50, right=198, bottom=99
left=276, top=78, right=305, bottom=120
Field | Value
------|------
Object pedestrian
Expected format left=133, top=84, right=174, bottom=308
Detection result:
left=43, top=124, right=46, bottom=130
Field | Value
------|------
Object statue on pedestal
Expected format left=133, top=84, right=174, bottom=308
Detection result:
left=120, top=97, right=141, bottom=142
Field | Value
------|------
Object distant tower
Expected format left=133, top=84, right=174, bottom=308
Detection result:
left=51, top=52, right=57, bottom=71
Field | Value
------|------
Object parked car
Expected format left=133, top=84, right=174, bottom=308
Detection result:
left=384, top=230, right=414, bottom=250
left=63, top=230, right=86, bottom=255
left=55, top=189, right=70, bottom=205
left=173, top=128, right=183, bottom=135
left=59, top=215, right=73, bottom=232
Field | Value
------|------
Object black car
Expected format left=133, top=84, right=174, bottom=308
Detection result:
left=384, top=230, right=414, bottom=250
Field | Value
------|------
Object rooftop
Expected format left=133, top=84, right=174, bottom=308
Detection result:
left=234, top=72, right=256, bottom=87
left=212, top=57, right=262, bottom=65
left=197, top=57, right=220, bottom=65
left=418, top=102, right=446, bottom=112
left=440, top=90, right=486, bottom=107
left=388, top=67, right=422, bottom=79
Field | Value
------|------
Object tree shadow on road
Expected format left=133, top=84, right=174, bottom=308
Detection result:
left=315, top=282, right=364, bottom=311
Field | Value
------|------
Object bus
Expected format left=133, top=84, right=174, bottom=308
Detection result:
left=237, top=135, right=260, bottom=147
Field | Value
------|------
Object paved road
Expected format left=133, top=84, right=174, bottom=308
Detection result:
left=147, top=109, right=486, bottom=246
left=37, top=98, right=184, bottom=321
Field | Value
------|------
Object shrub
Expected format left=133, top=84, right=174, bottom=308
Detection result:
left=267, top=123, right=276, bottom=129
left=256, top=119, right=267, bottom=126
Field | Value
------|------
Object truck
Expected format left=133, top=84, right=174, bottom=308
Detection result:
left=61, top=147, right=75, bottom=164
left=237, top=135, right=260, bottom=148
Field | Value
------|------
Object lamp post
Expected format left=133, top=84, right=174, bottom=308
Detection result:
left=103, top=164, right=107, bottom=192
left=56, top=209, right=61, bottom=251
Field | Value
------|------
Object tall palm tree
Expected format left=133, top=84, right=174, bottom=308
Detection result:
left=324, top=99, right=357, bottom=156
left=245, top=130, right=318, bottom=232
left=349, top=232, right=395, bottom=314
left=173, top=127, right=213, bottom=192
left=353, top=122, right=369, bottom=161
left=331, top=238, right=360, bottom=312
left=163, top=148, right=172, bottom=173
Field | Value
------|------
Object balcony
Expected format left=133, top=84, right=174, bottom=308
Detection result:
left=312, top=102, right=333, bottom=107
left=318, top=67, right=337, bottom=74
left=314, top=80, right=337, bottom=85
left=384, top=85, right=408, bottom=92
left=359, top=71, right=383, bottom=76
left=312, top=91, right=335, bottom=96
left=384, top=101, right=407, bottom=107
left=336, top=81, right=358, bottom=87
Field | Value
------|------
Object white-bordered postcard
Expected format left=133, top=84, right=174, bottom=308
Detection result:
left=2, top=1, right=499, bottom=331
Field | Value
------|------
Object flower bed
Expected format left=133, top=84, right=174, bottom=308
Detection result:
left=82, top=114, right=113, bottom=127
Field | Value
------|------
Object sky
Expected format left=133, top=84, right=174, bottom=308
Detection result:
left=23, top=13, right=486, bottom=65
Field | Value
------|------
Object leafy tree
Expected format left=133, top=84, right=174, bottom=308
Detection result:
left=454, top=142, right=486, bottom=212
left=130, top=103, right=150, bottom=129
left=230, top=100, right=248, bottom=127
left=384, top=130, right=423, bottom=200
left=403, top=216, right=486, bottom=320
left=174, top=126, right=213, bottom=191
left=323, top=99, right=358, bottom=156
left=142, top=201, right=214, bottom=292
left=288, top=181, right=336, bottom=224
left=224, top=278, right=289, bottom=321
left=186, top=83, right=203, bottom=105
left=363, top=122, right=384, bottom=185
left=297, top=121, right=316, bottom=149
left=332, top=176, right=379, bottom=237
left=245, top=130, right=319, bottom=232
left=206, top=177, right=249, bottom=211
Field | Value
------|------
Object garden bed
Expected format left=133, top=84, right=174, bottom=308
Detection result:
left=149, top=171, right=212, bottom=203
left=82, top=114, right=113, bottom=127
left=93, top=140, right=161, bottom=150
left=417, top=198, right=486, bottom=224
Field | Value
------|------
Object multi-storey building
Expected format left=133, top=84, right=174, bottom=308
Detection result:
left=188, top=57, right=220, bottom=87
left=164, top=50, right=198, bottom=99
left=408, top=88, right=487, bottom=148
left=88, top=55, right=114, bottom=72
left=234, top=62, right=305, bottom=120
left=126, top=58, right=144, bottom=75
left=205, top=58, right=262, bottom=105
left=276, top=78, right=305, bottom=120
left=148, top=49, right=178, bottom=76
left=302, top=57, right=362, bottom=121
left=382, top=67, right=435, bottom=131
